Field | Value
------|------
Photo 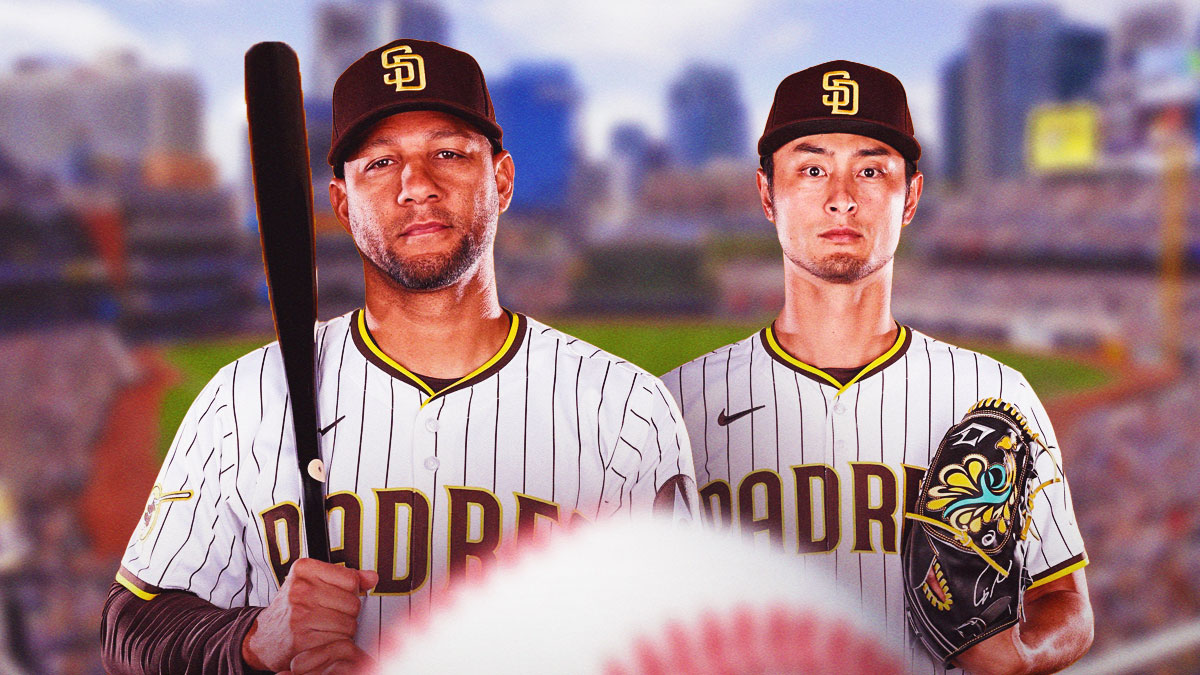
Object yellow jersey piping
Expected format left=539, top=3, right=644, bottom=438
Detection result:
left=762, top=323, right=911, bottom=396
left=353, top=309, right=525, bottom=407
left=1028, top=553, right=1088, bottom=590
left=115, top=569, right=160, bottom=601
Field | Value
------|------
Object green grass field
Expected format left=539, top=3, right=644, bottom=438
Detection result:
left=158, top=339, right=270, bottom=455
left=158, top=321, right=1113, bottom=456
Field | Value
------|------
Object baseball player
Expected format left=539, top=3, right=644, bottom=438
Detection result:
left=101, top=39, right=698, bottom=674
left=665, top=61, right=1092, bottom=674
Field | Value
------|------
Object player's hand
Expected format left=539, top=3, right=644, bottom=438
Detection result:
left=953, top=627, right=1024, bottom=674
left=280, top=638, right=375, bottom=675
left=241, top=558, right=378, bottom=672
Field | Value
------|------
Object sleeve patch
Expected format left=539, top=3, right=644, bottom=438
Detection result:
left=135, top=485, right=195, bottom=542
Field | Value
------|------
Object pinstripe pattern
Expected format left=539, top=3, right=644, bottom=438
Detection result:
left=118, top=310, right=698, bottom=658
left=665, top=327, right=1087, bottom=673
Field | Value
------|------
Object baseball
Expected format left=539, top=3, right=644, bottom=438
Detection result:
left=378, top=520, right=904, bottom=674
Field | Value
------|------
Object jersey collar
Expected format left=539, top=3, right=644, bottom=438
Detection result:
left=760, top=322, right=912, bottom=395
left=350, top=308, right=527, bottom=406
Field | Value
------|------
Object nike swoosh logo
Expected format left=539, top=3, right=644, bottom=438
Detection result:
left=318, top=415, right=346, bottom=436
left=717, top=405, right=765, bottom=426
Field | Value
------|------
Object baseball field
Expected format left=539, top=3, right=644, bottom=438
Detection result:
left=157, top=320, right=1114, bottom=456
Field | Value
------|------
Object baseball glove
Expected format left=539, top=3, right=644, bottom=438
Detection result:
left=902, top=398, right=1043, bottom=665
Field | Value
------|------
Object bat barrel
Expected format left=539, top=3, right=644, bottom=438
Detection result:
left=245, top=41, right=328, bottom=562
left=245, top=42, right=314, bottom=247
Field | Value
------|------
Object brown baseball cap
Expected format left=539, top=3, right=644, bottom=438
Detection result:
left=328, top=39, right=503, bottom=177
left=758, top=60, right=920, bottom=164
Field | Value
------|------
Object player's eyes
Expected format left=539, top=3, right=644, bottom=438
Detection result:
left=434, top=150, right=465, bottom=160
left=861, top=167, right=883, bottom=178
left=802, top=166, right=825, bottom=177
left=365, top=158, right=394, bottom=171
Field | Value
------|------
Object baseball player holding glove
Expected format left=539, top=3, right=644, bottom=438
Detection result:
left=102, top=39, right=698, bottom=674
left=665, top=61, right=1092, bottom=673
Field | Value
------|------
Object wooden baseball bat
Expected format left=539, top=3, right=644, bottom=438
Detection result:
left=244, top=41, right=330, bottom=563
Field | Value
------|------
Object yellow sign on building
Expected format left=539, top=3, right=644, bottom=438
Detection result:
left=1026, top=103, right=1099, bottom=173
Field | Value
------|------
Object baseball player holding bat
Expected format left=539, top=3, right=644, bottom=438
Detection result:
left=102, top=39, right=698, bottom=674
left=665, top=62, right=1093, bottom=673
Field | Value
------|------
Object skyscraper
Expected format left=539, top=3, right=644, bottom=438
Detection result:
left=610, top=122, right=666, bottom=198
left=312, top=4, right=375, bottom=99
left=312, top=1, right=451, bottom=99
left=490, top=63, right=580, bottom=213
left=1111, top=2, right=1185, bottom=72
left=963, top=5, right=1061, bottom=182
left=667, top=64, right=747, bottom=167
left=1105, top=3, right=1195, bottom=150
left=951, top=4, right=1111, bottom=183
left=0, top=51, right=203, bottom=181
left=305, top=98, right=335, bottom=199
left=939, top=53, right=968, bottom=186
left=383, top=0, right=450, bottom=44
left=1055, top=24, right=1108, bottom=102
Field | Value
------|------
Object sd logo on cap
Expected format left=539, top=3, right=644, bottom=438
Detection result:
left=328, top=39, right=503, bottom=178
left=381, top=45, right=425, bottom=92
left=758, top=60, right=920, bottom=165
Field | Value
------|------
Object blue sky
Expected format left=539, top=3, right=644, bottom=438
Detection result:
left=0, top=0, right=1184, bottom=182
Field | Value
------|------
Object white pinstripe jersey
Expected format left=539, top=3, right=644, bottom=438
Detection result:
left=117, top=309, right=698, bottom=657
left=664, top=325, right=1088, bottom=674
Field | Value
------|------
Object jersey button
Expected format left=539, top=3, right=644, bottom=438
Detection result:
left=425, top=418, right=440, bottom=433
left=424, top=456, right=440, bottom=471
left=835, top=440, right=846, bottom=452
left=833, top=401, right=847, bottom=414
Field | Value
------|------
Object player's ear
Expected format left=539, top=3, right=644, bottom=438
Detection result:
left=901, top=171, right=924, bottom=227
left=494, top=150, right=515, bottom=214
left=756, top=168, right=774, bottom=223
left=329, top=177, right=352, bottom=234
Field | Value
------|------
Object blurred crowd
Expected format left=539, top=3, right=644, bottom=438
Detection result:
left=1067, top=375, right=1200, bottom=670
left=1, top=270, right=1199, bottom=672
left=0, top=327, right=137, bottom=674
left=893, top=265, right=1200, bottom=363
left=913, top=178, right=1200, bottom=263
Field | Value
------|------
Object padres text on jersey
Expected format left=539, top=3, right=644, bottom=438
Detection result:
left=665, top=326, right=1087, bottom=674
left=118, top=310, right=698, bottom=657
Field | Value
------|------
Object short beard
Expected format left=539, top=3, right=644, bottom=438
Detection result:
left=790, top=251, right=890, bottom=284
left=352, top=205, right=493, bottom=291
left=371, top=232, right=481, bottom=291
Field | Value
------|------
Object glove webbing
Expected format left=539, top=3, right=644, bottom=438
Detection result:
left=904, top=513, right=1010, bottom=577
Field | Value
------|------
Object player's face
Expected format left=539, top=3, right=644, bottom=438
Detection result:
left=758, top=133, right=922, bottom=284
left=330, top=110, right=514, bottom=291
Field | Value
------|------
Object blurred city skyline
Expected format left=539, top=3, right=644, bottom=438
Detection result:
left=4, top=0, right=1198, bottom=187
left=3, top=0, right=1199, bottom=335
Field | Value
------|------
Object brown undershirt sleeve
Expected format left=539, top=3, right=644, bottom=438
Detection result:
left=100, top=582, right=272, bottom=675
